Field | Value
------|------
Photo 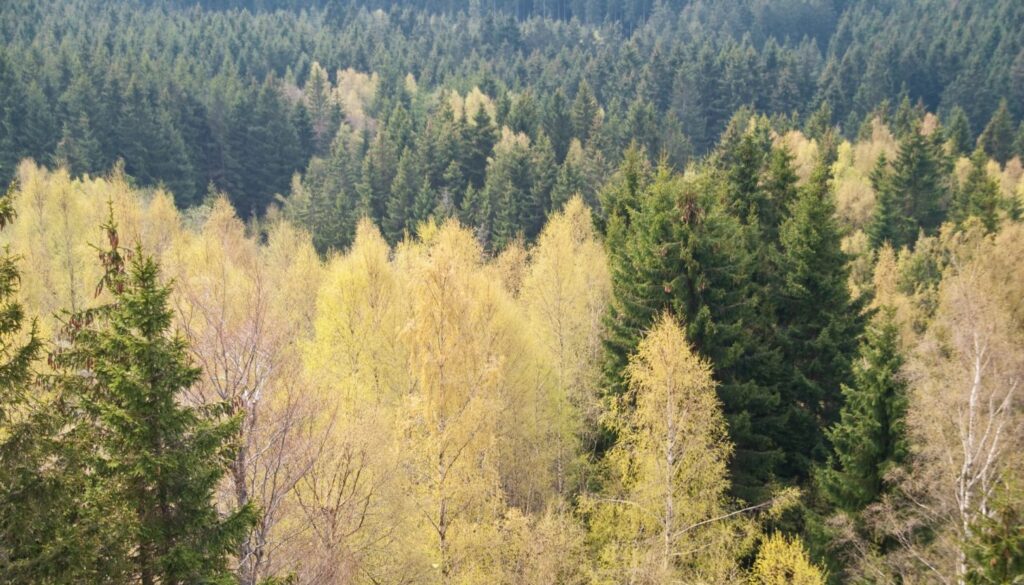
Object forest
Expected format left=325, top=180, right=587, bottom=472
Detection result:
left=1, top=0, right=1023, bottom=583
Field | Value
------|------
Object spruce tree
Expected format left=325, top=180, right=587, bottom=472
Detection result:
left=54, top=113, right=102, bottom=177
left=951, top=147, right=1001, bottom=233
left=776, top=161, right=864, bottom=475
left=463, top=104, right=497, bottom=190
left=946, top=106, right=973, bottom=155
left=820, top=309, right=907, bottom=511
left=804, top=100, right=833, bottom=142
left=527, top=132, right=557, bottom=237
left=977, top=99, right=1016, bottom=165
left=600, top=164, right=784, bottom=499
left=383, top=147, right=420, bottom=243
left=1015, top=121, right=1024, bottom=162
left=0, top=53, right=27, bottom=185
left=485, top=137, right=532, bottom=251
left=867, top=127, right=947, bottom=249
left=0, top=182, right=39, bottom=424
left=570, top=80, right=600, bottom=145
left=541, top=89, right=573, bottom=163
left=412, top=176, right=436, bottom=227
left=866, top=153, right=899, bottom=248
left=50, top=215, right=256, bottom=584
left=0, top=186, right=129, bottom=583
left=759, top=146, right=800, bottom=243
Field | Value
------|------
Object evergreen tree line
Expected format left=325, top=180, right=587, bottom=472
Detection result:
left=3, top=0, right=1024, bottom=220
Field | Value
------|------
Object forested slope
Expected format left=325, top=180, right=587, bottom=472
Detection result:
left=1, top=0, right=1024, bottom=583
left=1, top=0, right=1022, bottom=221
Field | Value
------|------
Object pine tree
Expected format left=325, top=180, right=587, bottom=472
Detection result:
left=977, top=99, right=1015, bottom=165
left=951, top=147, right=1001, bottom=233
left=776, top=161, right=864, bottom=474
left=51, top=216, right=256, bottom=584
left=819, top=308, right=907, bottom=511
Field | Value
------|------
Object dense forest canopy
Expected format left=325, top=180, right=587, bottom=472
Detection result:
left=1, top=0, right=1024, bottom=584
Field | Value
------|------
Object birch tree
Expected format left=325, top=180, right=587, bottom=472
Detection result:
left=587, top=313, right=741, bottom=583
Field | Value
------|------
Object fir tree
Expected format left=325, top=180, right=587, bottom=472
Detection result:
left=50, top=215, right=256, bottom=584
left=820, top=309, right=907, bottom=511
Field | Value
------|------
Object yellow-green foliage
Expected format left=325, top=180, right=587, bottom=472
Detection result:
left=775, top=130, right=819, bottom=184
left=587, top=313, right=743, bottom=584
left=448, top=86, right=497, bottom=122
left=750, top=533, right=826, bottom=585
left=2, top=163, right=618, bottom=584
left=2, top=162, right=180, bottom=337
left=333, top=67, right=379, bottom=130
left=832, top=118, right=897, bottom=230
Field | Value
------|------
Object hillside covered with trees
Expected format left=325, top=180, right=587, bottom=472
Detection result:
left=1, top=0, right=1024, bottom=584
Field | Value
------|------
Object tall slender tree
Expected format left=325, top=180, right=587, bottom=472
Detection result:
left=776, top=160, right=864, bottom=473
left=819, top=308, right=907, bottom=511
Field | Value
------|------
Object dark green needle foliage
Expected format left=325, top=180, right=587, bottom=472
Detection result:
left=44, top=214, right=256, bottom=584
left=819, top=309, right=908, bottom=511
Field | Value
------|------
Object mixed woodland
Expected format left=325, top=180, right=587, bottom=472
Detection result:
left=2, top=0, right=1024, bottom=583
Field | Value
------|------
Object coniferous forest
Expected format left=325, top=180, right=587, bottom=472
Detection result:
left=2, top=0, right=1024, bottom=583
